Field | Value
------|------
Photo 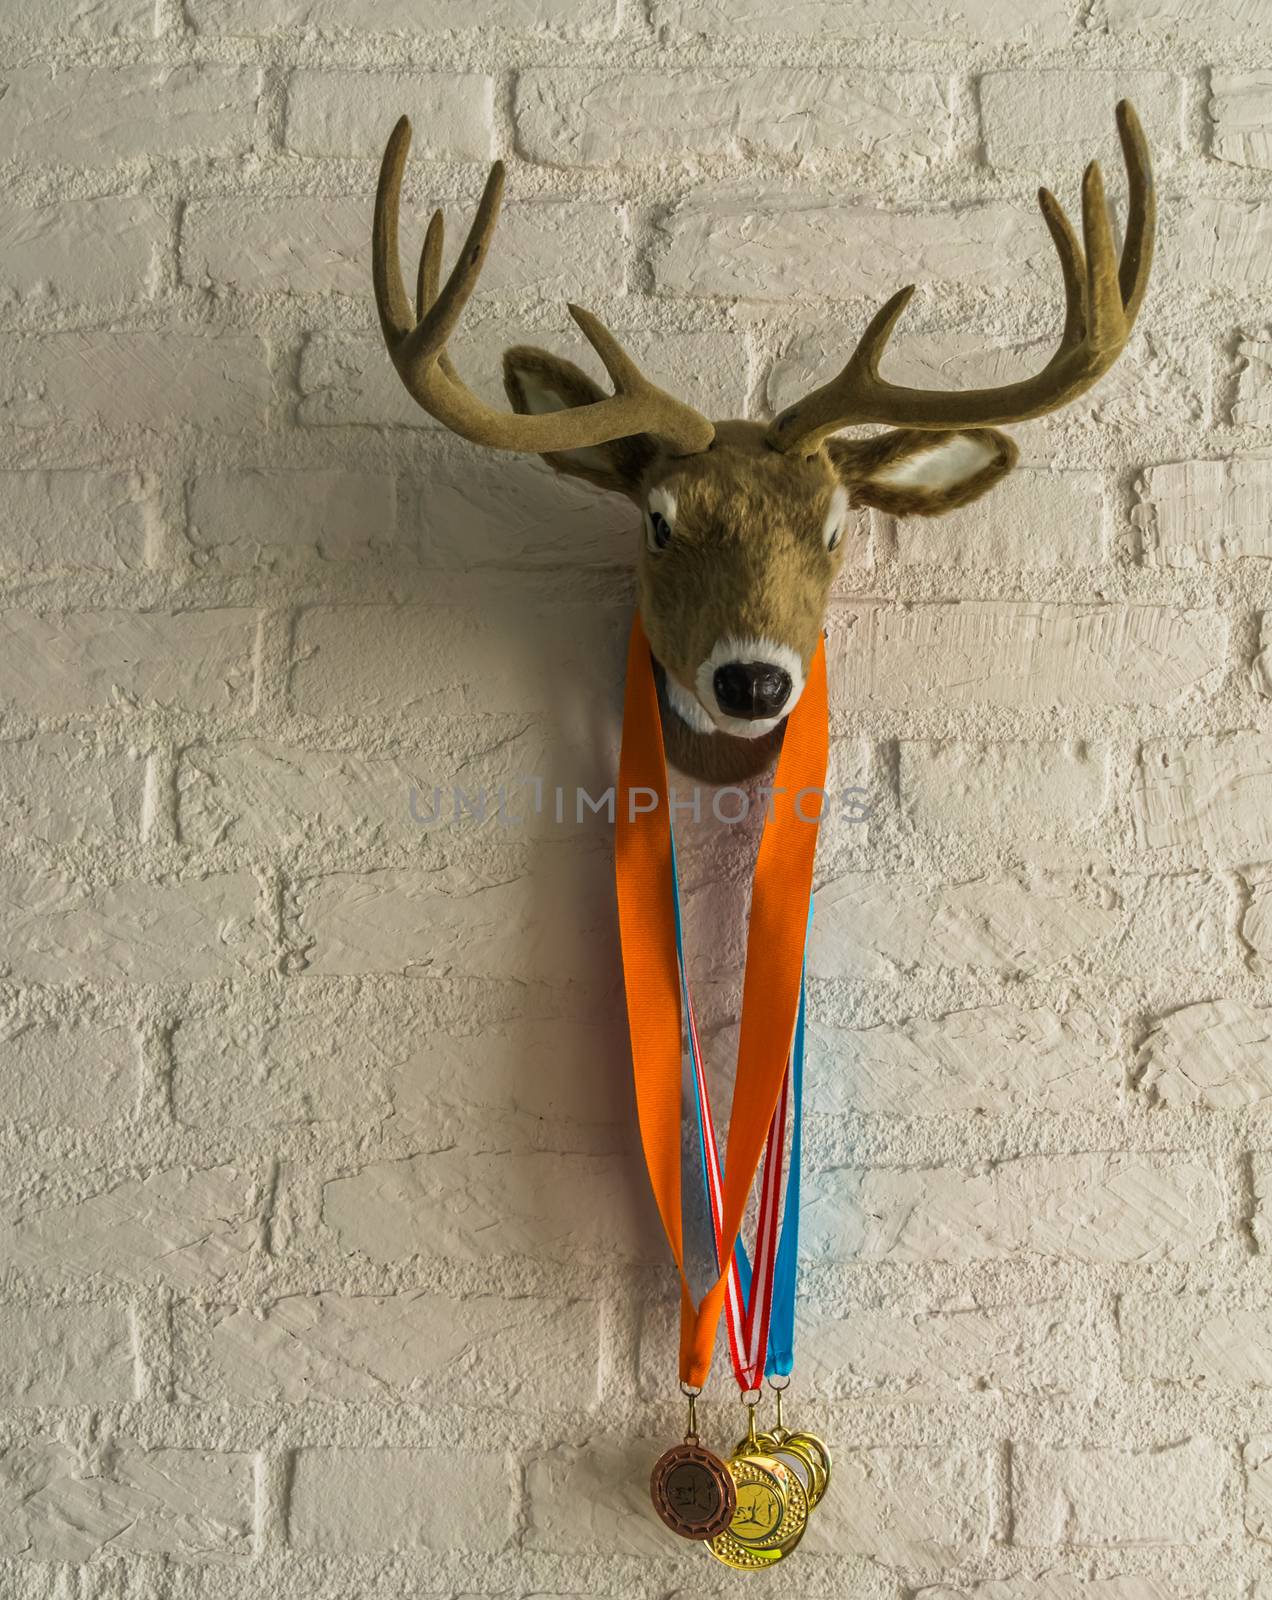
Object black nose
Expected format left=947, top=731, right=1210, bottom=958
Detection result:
left=712, top=661, right=793, bottom=720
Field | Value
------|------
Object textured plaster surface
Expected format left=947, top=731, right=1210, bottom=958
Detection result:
left=4, top=2, right=1272, bottom=1598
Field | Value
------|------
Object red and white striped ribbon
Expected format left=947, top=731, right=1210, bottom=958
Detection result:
left=685, top=985, right=790, bottom=1393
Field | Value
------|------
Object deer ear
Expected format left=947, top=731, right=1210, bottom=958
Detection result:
left=828, top=427, right=1017, bottom=518
left=502, top=345, right=658, bottom=497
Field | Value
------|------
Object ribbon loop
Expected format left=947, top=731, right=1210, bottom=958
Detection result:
left=615, top=616, right=827, bottom=1388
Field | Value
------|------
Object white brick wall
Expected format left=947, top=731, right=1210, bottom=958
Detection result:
left=2, top=3, right=1272, bottom=1598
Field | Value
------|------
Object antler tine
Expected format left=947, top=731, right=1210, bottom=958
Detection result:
left=1037, top=184, right=1086, bottom=347
left=1116, top=98, right=1154, bottom=322
left=766, top=99, right=1155, bottom=456
left=372, top=114, right=415, bottom=342
left=415, top=210, right=459, bottom=383
left=371, top=118, right=714, bottom=457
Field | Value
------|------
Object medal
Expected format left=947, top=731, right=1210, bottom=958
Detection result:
left=708, top=1399, right=809, bottom=1568
left=649, top=1389, right=736, bottom=1541
left=616, top=616, right=828, bottom=1561
left=737, top=1384, right=832, bottom=1510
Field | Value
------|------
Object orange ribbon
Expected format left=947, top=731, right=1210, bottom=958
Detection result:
left=614, top=615, right=828, bottom=1387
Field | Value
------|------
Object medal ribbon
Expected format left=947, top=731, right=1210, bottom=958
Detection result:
left=615, top=613, right=827, bottom=1389
left=671, top=833, right=796, bottom=1392
left=681, top=906, right=808, bottom=1382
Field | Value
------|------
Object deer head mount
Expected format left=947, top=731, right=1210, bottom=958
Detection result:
left=372, top=102, right=1154, bottom=782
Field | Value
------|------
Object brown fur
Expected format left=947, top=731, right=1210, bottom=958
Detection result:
left=503, top=349, right=1019, bottom=782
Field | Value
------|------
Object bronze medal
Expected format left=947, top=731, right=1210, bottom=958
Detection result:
left=650, top=1440, right=736, bottom=1541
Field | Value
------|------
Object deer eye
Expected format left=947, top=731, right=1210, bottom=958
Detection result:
left=647, top=510, right=673, bottom=551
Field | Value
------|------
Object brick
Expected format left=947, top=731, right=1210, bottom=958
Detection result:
left=1243, top=874, right=1272, bottom=973
left=1164, top=198, right=1272, bottom=293
left=0, top=1021, right=136, bottom=1126
left=980, top=70, right=1181, bottom=170
left=806, top=1444, right=989, bottom=1565
left=524, top=1435, right=681, bottom=1557
left=1122, top=1292, right=1272, bottom=1386
left=187, top=470, right=394, bottom=569
left=1211, top=73, right=1272, bottom=169
left=172, top=1008, right=386, bottom=1128
left=0, top=0, right=152, bottom=35
left=894, top=470, right=1106, bottom=567
left=1100, top=0, right=1271, bottom=37
left=184, top=196, right=626, bottom=300
left=515, top=69, right=951, bottom=166
left=378, top=1017, right=625, bottom=1136
left=1013, top=1439, right=1228, bottom=1547
left=0, top=734, right=143, bottom=845
left=1232, top=334, right=1272, bottom=424
left=288, top=1447, right=510, bottom=1553
left=807, top=869, right=1224, bottom=982
left=801, top=1154, right=1223, bottom=1264
left=1247, top=1437, right=1272, bottom=1541
left=831, top=601, right=1224, bottom=709
left=293, top=855, right=615, bottom=982
left=1136, top=1002, right=1272, bottom=1108
left=174, top=1004, right=621, bottom=1132
left=1133, top=734, right=1272, bottom=856
left=0, top=608, right=256, bottom=716
left=0, top=1166, right=257, bottom=1289
left=176, top=730, right=587, bottom=849
left=1248, top=1156, right=1272, bottom=1253
left=290, top=599, right=624, bottom=719
left=398, top=456, right=640, bottom=567
left=768, top=326, right=1204, bottom=441
left=299, top=325, right=741, bottom=431
left=0, top=1440, right=254, bottom=1561
left=1256, top=614, right=1272, bottom=700
left=0, top=1304, right=135, bottom=1405
left=286, top=70, right=493, bottom=159
left=900, top=741, right=1107, bottom=841
left=0, top=332, right=273, bottom=433
left=0, top=65, right=257, bottom=164
left=191, top=0, right=615, bottom=34
left=1134, top=459, right=1272, bottom=566
left=657, top=194, right=1052, bottom=302
left=806, top=1003, right=1119, bottom=1116
left=920, top=1579, right=1213, bottom=1599
left=653, top=0, right=1071, bottom=42
left=179, top=1291, right=599, bottom=1406
left=0, top=198, right=161, bottom=311
left=808, top=872, right=1118, bottom=980
left=640, top=1294, right=1105, bottom=1400
left=0, top=469, right=149, bottom=573
left=322, top=1148, right=655, bottom=1265
left=0, top=869, right=267, bottom=983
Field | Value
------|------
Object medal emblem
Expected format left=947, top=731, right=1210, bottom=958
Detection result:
left=706, top=1450, right=808, bottom=1568
left=650, top=1440, right=736, bottom=1541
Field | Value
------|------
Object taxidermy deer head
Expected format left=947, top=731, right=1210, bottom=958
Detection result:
left=372, top=102, right=1154, bottom=783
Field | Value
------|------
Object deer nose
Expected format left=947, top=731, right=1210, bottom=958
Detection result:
left=712, top=661, right=793, bottom=720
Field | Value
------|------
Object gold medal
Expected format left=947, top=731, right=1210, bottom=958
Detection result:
left=768, top=1383, right=832, bottom=1508
left=650, top=1390, right=736, bottom=1542
left=780, top=1429, right=831, bottom=1508
left=733, top=1388, right=832, bottom=1511
left=707, top=1402, right=809, bottom=1569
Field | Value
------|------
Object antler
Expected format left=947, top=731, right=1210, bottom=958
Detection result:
left=373, top=117, right=714, bottom=458
left=766, top=100, right=1155, bottom=457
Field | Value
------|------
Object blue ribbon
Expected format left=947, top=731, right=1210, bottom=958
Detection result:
left=668, top=827, right=808, bottom=1381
